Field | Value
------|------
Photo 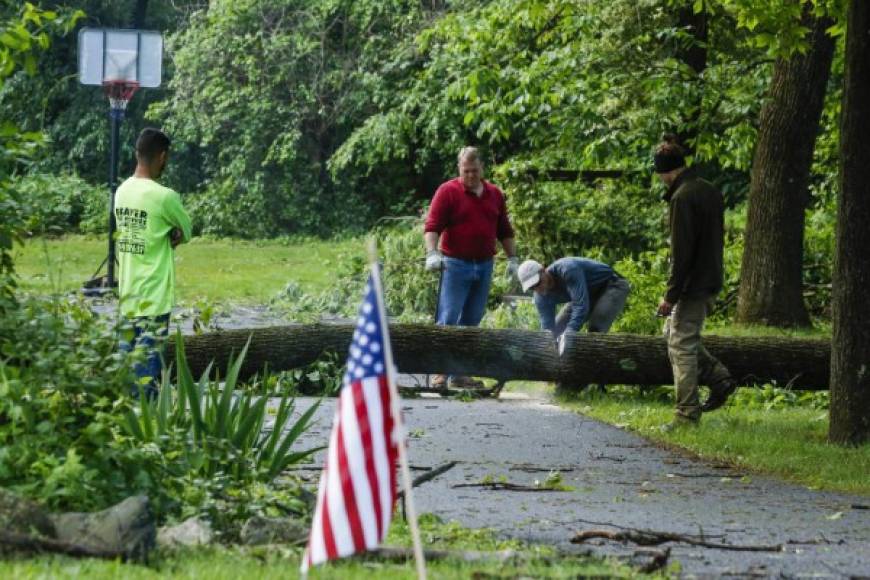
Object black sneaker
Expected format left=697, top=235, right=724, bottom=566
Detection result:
left=701, top=380, right=737, bottom=412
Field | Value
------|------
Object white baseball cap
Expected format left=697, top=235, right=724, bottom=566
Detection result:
left=518, top=260, right=544, bottom=292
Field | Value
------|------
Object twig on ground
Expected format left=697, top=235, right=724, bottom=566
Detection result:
left=508, top=464, right=574, bottom=473
left=571, top=529, right=783, bottom=552
left=362, top=546, right=518, bottom=563
left=453, top=482, right=564, bottom=492
left=399, top=461, right=458, bottom=499
left=589, top=453, right=626, bottom=463
left=666, top=472, right=746, bottom=478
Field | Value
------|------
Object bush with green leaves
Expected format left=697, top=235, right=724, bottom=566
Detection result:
left=271, top=219, right=522, bottom=325
left=0, top=295, right=139, bottom=511
left=119, top=332, right=322, bottom=529
left=10, top=172, right=107, bottom=235
left=0, top=292, right=322, bottom=533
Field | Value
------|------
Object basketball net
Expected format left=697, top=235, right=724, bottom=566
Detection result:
left=103, top=80, right=139, bottom=111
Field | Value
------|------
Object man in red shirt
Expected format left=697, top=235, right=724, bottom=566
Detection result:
left=424, top=146, right=518, bottom=389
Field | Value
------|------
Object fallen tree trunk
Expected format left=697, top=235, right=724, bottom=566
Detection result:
left=171, top=325, right=830, bottom=390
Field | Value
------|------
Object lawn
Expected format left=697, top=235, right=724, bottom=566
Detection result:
left=13, top=235, right=364, bottom=305
left=553, top=386, right=870, bottom=496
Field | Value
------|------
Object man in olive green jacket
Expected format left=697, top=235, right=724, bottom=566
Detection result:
left=653, top=137, right=735, bottom=429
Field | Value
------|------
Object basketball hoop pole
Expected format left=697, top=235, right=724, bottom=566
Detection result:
left=78, top=28, right=161, bottom=294
left=106, top=102, right=123, bottom=289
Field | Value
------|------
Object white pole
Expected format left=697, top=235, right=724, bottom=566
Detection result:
left=367, top=238, right=427, bottom=580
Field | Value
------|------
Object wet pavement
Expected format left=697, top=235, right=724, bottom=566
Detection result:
left=286, top=395, right=870, bottom=579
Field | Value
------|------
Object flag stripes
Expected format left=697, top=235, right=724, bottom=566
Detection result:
left=302, top=276, right=399, bottom=573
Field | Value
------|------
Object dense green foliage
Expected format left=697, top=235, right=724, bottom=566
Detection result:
left=0, top=0, right=844, bottom=328
left=0, top=295, right=320, bottom=531
left=150, top=0, right=437, bottom=236
left=0, top=3, right=81, bottom=306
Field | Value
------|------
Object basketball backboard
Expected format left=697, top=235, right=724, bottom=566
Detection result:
left=78, top=28, right=163, bottom=88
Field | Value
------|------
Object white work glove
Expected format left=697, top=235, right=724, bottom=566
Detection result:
left=506, top=256, right=520, bottom=278
left=425, top=250, right=444, bottom=272
left=556, top=333, right=568, bottom=356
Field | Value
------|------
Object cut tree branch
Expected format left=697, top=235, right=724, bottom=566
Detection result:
left=571, top=529, right=783, bottom=552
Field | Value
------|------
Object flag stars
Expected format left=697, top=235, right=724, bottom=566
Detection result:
left=370, top=342, right=381, bottom=353
left=374, top=363, right=384, bottom=373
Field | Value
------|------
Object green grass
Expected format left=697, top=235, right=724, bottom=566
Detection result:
left=0, top=514, right=650, bottom=579
left=13, top=236, right=363, bottom=305
left=706, top=320, right=832, bottom=338
left=555, top=387, right=870, bottom=496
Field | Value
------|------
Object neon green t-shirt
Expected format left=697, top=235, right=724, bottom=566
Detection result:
left=114, top=177, right=192, bottom=317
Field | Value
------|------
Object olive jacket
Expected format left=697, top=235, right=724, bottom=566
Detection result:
left=663, top=169, right=725, bottom=304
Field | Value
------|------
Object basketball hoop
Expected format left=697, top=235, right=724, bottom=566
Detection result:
left=103, top=80, right=140, bottom=112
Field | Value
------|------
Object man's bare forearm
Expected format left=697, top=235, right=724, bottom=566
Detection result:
left=501, top=237, right=517, bottom=258
left=424, top=232, right=440, bottom=253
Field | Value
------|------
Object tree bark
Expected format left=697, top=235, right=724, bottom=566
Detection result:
left=830, top=0, right=870, bottom=445
left=171, top=325, right=831, bottom=390
left=736, top=5, right=836, bottom=327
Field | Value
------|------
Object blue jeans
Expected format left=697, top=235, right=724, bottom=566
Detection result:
left=119, top=313, right=170, bottom=400
left=553, top=276, right=631, bottom=336
left=436, top=257, right=494, bottom=327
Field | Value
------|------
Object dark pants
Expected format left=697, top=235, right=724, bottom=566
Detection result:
left=119, top=313, right=170, bottom=400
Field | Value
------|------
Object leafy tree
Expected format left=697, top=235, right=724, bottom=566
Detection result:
left=0, top=2, right=81, bottom=307
left=152, top=0, right=435, bottom=237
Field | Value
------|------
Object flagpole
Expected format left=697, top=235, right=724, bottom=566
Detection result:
left=367, top=238, right=427, bottom=580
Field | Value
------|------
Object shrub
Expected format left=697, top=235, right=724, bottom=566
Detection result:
left=0, top=294, right=321, bottom=533
left=9, top=173, right=107, bottom=236
left=119, top=332, right=322, bottom=528
left=0, top=295, right=139, bottom=510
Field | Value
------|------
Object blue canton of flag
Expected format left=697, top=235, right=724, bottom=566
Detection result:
left=345, top=280, right=387, bottom=383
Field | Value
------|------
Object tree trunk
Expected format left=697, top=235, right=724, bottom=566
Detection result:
left=171, top=325, right=831, bottom=390
left=830, top=0, right=870, bottom=445
left=736, top=6, right=835, bottom=327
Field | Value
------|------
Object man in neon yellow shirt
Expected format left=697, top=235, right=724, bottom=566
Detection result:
left=116, top=128, right=192, bottom=398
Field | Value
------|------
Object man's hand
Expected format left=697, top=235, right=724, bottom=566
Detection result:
left=657, top=300, right=673, bottom=317
left=425, top=250, right=443, bottom=272
left=506, top=256, right=519, bottom=278
left=170, top=227, right=183, bottom=248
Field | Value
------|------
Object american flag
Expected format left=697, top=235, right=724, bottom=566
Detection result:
left=302, top=272, right=399, bottom=572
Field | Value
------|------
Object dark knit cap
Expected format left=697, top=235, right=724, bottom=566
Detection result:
left=653, top=135, right=686, bottom=173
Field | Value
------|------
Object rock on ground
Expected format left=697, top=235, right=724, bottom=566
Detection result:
left=157, top=516, right=213, bottom=548
left=51, top=495, right=155, bottom=560
left=240, top=515, right=307, bottom=546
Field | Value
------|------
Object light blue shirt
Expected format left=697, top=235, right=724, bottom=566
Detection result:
left=534, top=257, right=616, bottom=333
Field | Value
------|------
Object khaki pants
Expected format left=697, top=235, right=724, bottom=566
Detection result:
left=664, top=295, right=731, bottom=420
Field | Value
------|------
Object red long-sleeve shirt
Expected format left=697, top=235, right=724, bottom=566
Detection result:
left=424, top=178, right=515, bottom=260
